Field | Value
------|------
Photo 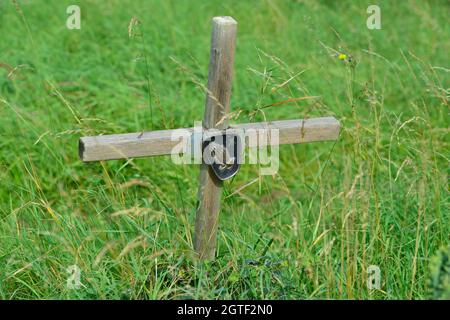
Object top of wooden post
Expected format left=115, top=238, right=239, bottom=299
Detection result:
left=212, top=16, right=237, bottom=26
left=203, top=16, right=237, bottom=130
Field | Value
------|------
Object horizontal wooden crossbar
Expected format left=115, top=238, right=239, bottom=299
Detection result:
left=79, top=116, right=340, bottom=162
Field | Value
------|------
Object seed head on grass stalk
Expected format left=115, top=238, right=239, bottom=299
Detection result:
left=128, top=16, right=154, bottom=134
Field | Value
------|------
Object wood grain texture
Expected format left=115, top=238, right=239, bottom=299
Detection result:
left=79, top=117, right=340, bottom=162
left=194, top=16, right=237, bottom=260
left=79, top=128, right=190, bottom=162
left=231, top=117, right=340, bottom=147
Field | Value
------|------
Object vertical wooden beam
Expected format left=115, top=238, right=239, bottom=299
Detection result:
left=194, top=16, right=237, bottom=260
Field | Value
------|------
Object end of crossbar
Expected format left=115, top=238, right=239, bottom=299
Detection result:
left=78, top=138, right=86, bottom=162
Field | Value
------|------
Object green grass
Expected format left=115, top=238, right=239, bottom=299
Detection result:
left=0, top=0, right=448, bottom=299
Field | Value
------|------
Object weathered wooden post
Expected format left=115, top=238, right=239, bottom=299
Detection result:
left=194, top=16, right=237, bottom=260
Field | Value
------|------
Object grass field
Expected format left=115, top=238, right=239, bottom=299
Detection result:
left=0, top=0, right=448, bottom=299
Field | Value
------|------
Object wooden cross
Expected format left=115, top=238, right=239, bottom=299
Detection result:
left=78, top=16, right=340, bottom=260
